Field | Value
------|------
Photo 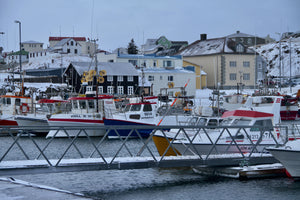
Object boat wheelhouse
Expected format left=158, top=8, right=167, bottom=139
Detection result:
left=46, top=95, right=116, bottom=138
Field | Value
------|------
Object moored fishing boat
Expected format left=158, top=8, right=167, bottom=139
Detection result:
left=104, top=96, right=192, bottom=139
left=14, top=97, right=70, bottom=136
left=0, top=93, right=34, bottom=134
left=153, top=96, right=286, bottom=156
left=46, top=94, right=116, bottom=138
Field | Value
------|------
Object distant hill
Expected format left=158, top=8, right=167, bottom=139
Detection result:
left=253, top=34, right=300, bottom=78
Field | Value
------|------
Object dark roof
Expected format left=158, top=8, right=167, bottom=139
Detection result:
left=8, top=50, right=29, bottom=55
left=49, top=37, right=86, bottom=42
left=69, top=62, right=139, bottom=76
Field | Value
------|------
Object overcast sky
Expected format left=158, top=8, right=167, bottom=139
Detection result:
left=0, top=0, right=299, bottom=52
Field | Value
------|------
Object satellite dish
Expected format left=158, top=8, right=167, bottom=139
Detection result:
left=97, top=76, right=105, bottom=83
left=99, top=70, right=107, bottom=76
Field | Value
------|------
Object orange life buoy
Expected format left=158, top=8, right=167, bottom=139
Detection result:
left=20, top=103, right=29, bottom=114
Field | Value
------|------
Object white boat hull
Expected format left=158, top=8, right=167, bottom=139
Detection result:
left=267, top=147, right=300, bottom=178
left=15, top=114, right=49, bottom=135
left=47, top=114, right=105, bottom=138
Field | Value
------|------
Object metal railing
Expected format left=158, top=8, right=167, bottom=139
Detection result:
left=0, top=124, right=290, bottom=175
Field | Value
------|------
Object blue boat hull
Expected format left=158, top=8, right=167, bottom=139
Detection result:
left=104, top=119, right=155, bottom=138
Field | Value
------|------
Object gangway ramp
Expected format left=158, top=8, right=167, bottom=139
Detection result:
left=0, top=125, right=288, bottom=176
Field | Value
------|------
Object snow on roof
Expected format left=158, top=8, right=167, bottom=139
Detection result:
left=118, top=54, right=181, bottom=60
left=22, top=40, right=43, bottom=44
left=21, top=54, right=92, bottom=70
left=142, top=67, right=195, bottom=74
left=179, top=37, right=233, bottom=56
left=226, top=31, right=256, bottom=38
left=70, top=62, right=139, bottom=76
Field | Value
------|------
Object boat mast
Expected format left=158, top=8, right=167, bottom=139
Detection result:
left=91, top=39, right=99, bottom=112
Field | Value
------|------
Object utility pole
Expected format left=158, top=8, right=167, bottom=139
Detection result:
left=15, top=20, right=22, bottom=94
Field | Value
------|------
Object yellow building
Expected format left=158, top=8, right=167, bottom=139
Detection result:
left=178, top=35, right=257, bottom=90
left=183, top=60, right=207, bottom=89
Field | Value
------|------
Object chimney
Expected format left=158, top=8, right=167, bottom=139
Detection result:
left=200, top=34, right=207, bottom=41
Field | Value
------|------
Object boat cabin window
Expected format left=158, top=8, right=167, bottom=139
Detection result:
left=232, top=119, right=251, bottom=126
left=15, top=98, right=21, bottom=106
left=72, top=101, right=78, bottom=109
left=221, top=119, right=232, bottom=126
left=207, top=119, right=222, bottom=127
left=188, top=117, right=199, bottom=126
left=124, top=105, right=131, bottom=112
left=131, top=104, right=141, bottom=112
left=196, top=118, right=207, bottom=126
left=143, top=104, right=152, bottom=112
left=251, top=119, right=273, bottom=131
left=2, top=98, right=12, bottom=105
left=88, top=100, right=95, bottom=109
left=79, top=100, right=87, bottom=109
left=262, top=97, right=274, bottom=103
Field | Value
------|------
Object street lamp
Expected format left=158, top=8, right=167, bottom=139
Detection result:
left=15, top=20, right=22, bottom=86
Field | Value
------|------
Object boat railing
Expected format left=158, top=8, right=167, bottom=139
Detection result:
left=287, top=123, right=300, bottom=140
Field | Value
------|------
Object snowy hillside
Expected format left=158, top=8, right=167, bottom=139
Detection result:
left=253, top=34, right=300, bottom=77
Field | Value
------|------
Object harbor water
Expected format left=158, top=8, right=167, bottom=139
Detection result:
left=11, top=167, right=300, bottom=200
left=0, top=136, right=299, bottom=200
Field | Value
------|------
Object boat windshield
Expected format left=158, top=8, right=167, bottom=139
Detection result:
left=130, top=104, right=141, bottom=112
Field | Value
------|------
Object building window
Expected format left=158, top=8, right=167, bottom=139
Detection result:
left=258, top=63, right=262, bottom=69
left=128, top=86, right=134, bottom=95
left=128, top=76, right=133, bottom=82
left=230, top=73, right=237, bottom=80
left=163, top=60, right=172, bottom=67
left=98, top=86, right=103, bottom=94
left=243, top=61, right=250, bottom=67
left=160, top=76, right=163, bottom=80
left=75, top=49, right=78, bottom=54
left=117, top=76, right=123, bottom=82
left=230, top=61, right=236, bottom=67
left=117, top=86, right=124, bottom=94
left=129, top=60, right=138, bottom=67
left=243, top=73, right=250, bottom=80
left=236, top=44, right=244, bottom=52
left=71, top=41, right=74, bottom=46
left=153, top=60, right=157, bottom=67
left=107, top=86, right=114, bottom=94
left=148, top=75, right=154, bottom=81
left=168, top=76, right=173, bottom=81
left=107, top=76, right=113, bottom=82
left=67, top=49, right=70, bottom=53
left=86, top=86, right=93, bottom=92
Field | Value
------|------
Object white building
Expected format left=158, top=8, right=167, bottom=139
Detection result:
left=49, top=38, right=82, bottom=55
left=49, top=37, right=97, bottom=56
left=142, top=68, right=196, bottom=96
left=97, top=53, right=183, bottom=69
left=21, top=40, right=43, bottom=53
